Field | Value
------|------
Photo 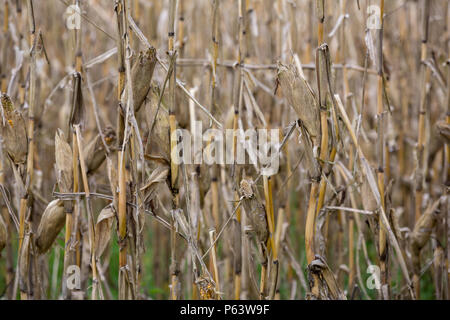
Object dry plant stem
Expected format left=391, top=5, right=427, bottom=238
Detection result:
left=116, top=0, right=130, bottom=300
left=233, top=0, right=246, bottom=300
left=168, top=0, right=180, bottom=301
left=115, top=1, right=125, bottom=99
left=335, top=94, right=415, bottom=299
left=16, top=0, right=36, bottom=300
left=62, top=0, right=83, bottom=300
left=263, top=175, right=277, bottom=300
left=75, top=125, right=100, bottom=300
left=209, top=229, right=220, bottom=296
left=305, top=0, right=326, bottom=274
left=210, top=0, right=220, bottom=230
left=413, top=0, right=430, bottom=299
left=375, top=0, right=389, bottom=300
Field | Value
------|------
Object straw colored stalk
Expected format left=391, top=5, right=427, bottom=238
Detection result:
left=75, top=125, right=101, bottom=300
left=415, top=0, right=431, bottom=224
left=168, top=0, right=180, bottom=300
left=374, top=0, right=390, bottom=299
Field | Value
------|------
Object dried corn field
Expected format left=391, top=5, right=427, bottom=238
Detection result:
left=0, top=0, right=449, bottom=301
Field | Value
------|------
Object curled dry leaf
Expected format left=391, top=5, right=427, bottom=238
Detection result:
left=277, top=63, right=319, bottom=141
left=35, top=199, right=65, bottom=254
left=95, top=205, right=115, bottom=258
left=0, top=94, right=28, bottom=165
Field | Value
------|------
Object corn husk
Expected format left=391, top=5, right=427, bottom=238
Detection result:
left=145, top=85, right=171, bottom=164
left=0, top=94, right=28, bottom=165
left=84, top=126, right=116, bottom=174
left=307, top=255, right=346, bottom=300
left=19, top=232, right=31, bottom=293
left=239, top=178, right=268, bottom=244
left=277, top=62, right=319, bottom=140
left=55, top=129, right=72, bottom=193
left=410, top=199, right=441, bottom=274
left=126, top=47, right=157, bottom=113
left=95, top=205, right=115, bottom=258
left=436, top=120, right=450, bottom=144
left=35, top=199, right=65, bottom=254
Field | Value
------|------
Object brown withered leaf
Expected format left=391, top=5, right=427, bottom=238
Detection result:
left=0, top=94, right=28, bottom=165
left=55, top=129, right=72, bottom=193
left=35, top=199, right=65, bottom=254
left=95, top=205, right=115, bottom=258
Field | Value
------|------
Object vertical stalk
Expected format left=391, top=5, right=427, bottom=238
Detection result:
left=168, top=0, right=180, bottom=300
left=413, top=0, right=430, bottom=299
left=375, top=0, right=390, bottom=300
